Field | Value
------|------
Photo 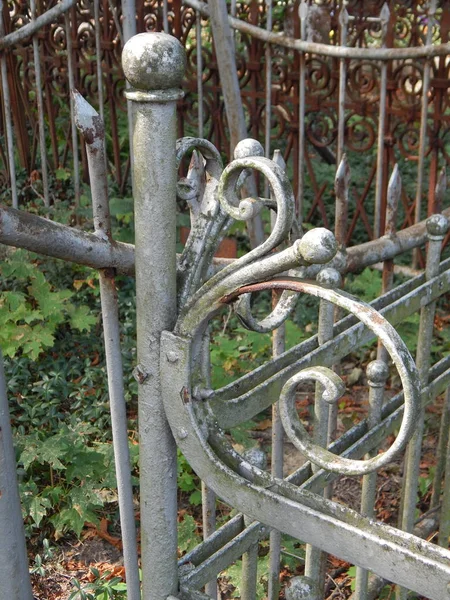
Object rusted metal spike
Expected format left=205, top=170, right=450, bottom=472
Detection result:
left=338, top=6, right=349, bottom=28
left=435, top=167, right=447, bottom=214
left=385, top=164, right=401, bottom=236
left=72, top=89, right=105, bottom=148
left=334, top=153, right=350, bottom=245
left=272, top=148, right=286, bottom=171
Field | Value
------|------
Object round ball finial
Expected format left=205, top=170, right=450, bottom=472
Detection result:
left=234, top=138, right=264, bottom=160
left=296, top=228, right=337, bottom=265
left=316, top=267, right=342, bottom=288
left=122, top=32, right=186, bottom=91
left=285, top=576, right=319, bottom=600
left=426, top=214, right=449, bottom=239
left=366, top=360, right=389, bottom=387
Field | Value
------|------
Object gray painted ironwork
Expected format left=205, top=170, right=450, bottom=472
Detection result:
left=0, top=30, right=450, bottom=600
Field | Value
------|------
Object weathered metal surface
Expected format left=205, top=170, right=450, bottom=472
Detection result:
left=160, top=332, right=450, bottom=600
left=0, top=350, right=33, bottom=599
left=73, top=91, right=141, bottom=600
left=2, top=28, right=450, bottom=600
left=123, top=32, right=185, bottom=600
left=2, top=0, right=450, bottom=245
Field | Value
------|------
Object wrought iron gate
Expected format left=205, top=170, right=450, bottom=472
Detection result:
left=1, top=31, right=450, bottom=600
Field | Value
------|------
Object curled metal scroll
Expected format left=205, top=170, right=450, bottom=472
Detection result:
left=219, top=278, right=421, bottom=476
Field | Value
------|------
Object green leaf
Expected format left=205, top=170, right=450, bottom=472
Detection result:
left=28, top=496, right=52, bottom=526
left=67, top=304, right=97, bottom=332
left=178, top=514, right=200, bottom=554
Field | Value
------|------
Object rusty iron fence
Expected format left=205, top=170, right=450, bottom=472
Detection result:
left=1, top=0, right=450, bottom=244
left=1, top=28, right=450, bottom=600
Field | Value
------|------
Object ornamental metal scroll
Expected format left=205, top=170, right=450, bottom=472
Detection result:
left=165, top=134, right=421, bottom=477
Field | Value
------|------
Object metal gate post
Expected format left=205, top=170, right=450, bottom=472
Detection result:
left=123, top=33, right=186, bottom=600
left=0, top=350, right=33, bottom=600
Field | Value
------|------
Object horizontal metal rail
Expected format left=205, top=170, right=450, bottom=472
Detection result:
left=183, top=0, right=450, bottom=60
left=0, top=0, right=76, bottom=50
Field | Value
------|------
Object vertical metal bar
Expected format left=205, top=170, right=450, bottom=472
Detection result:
left=201, top=481, right=217, bottom=599
left=268, top=148, right=286, bottom=600
left=196, top=11, right=204, bottom=138
left=354, top=360, right=389, bottom=600
left=377, top=164, right=400, bottom=364
left=373, top=3, right=390, bottom=238
left=0, top=0, right=18, bottom=208
left=396, top=213, right=449, bottom=600
left=0, top=350, right=34, bottom=600
left=121, top=0, right=137, bottom=192
left=123, top=32, right=185, bottom=600
left=304, top=267, right=341, bottom=592
left=65, top=11, right=80, bottom=206
left=73, top=91, right=141, bottom=600
left=199, top=331, right=217, bottom=600
left=431, top=386, right=450, bottom=509
left=241, top=449, right=266, bottom=600
left=94, top=0, right=105, bottom=122
left=437, top=390, right=450, bottom=547
left=207, top=0, right=264, bottom=247
left=336, top=7, right=348, bottom=165
left=334, top=153, right=349, bottom=247
left=30, top=0, right=50, bottom=207
left=163, top=0, right=169, bottom=33
left=413, top=0, right=437, bottom=265
left=264, top=0, right=273, bottom=162
left=297, top=0, right=307, bottom=224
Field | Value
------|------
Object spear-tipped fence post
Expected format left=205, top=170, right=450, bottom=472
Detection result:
left=123, top=32, right=186, bottom=600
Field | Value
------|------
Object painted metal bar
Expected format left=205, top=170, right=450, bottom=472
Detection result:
left=196, top=12, right=204, bottom=138
left=183, top=0, right=450, bottom=60
left=0, top=0, right=18, bottom=208
left=297, top=0, right=307, bottom=224
left=373, top=3, right=390, bottom=238
left=431, top=386, right=450, bottom=508
left=73, top=91, right=140, bottom=600
left=207, top=0, right=264, bottom=247
left=397, top=213, right=449, bottom=600
left=268, top=148, right=286, bottom=600
left=121, top=0, right=137, bottom=193
left=1, top=195, right=450, bottom=279
left=94, top=0, right=105, bottom=122
left=0, top=0, right=75, bottom=50
left=437, top=392, right=450, bottom=547
left=413, top=0, right=436, bottom=266
left=108, top=0, right=124, bottom=44
left=123, top=32, right=186, bottom=600
left=377, top=164, right=400, bottom=364
left=336, top=8, right=348, bottom=165
left=0, top=350, right=33, bottom=600
left=304, top=268, right=341, bottom=594
left=64, top=11, right=80, bottom=206
left=264, top=0, right=273, bottom=162
left=30, top=0, right=50, bottom=207
left=354, top=361, right=389, bottom=600
left=241, top=449, right=266, bottom=600
left=201, top=481, right=217, bottom=598
left=163, top=0, right=169, bottom=33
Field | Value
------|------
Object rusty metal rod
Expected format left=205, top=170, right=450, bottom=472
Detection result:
left=183, top=0, right=450, bottom=60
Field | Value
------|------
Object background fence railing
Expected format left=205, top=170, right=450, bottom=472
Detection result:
left=1, top=0, right=449, bottom=246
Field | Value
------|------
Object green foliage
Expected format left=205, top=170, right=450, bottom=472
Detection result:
left=68, top=568, right=128, bottom=600
left=223, top=554, right=269, bottom=599
left=177, top=449, right=202, bottom=505
left=178, top=514, right=201, bottom=554
left=0, top=250, right=97, bottom=359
